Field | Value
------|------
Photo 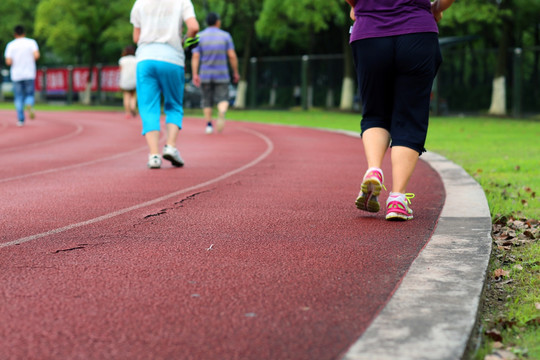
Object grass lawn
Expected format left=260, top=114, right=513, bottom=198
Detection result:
left=2, top=103, right=539, bottom=358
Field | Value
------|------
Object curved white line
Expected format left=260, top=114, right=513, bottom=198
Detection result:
left=0, top=128, right=167, bottom=183
left=0, top=145, right=149, bottom=183
left=2, top=121, right=84, bottom=153
left=1, top=127, right=273, bottom=248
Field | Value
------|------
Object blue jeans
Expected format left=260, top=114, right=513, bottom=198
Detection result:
left=13, top=79, right=36, bottom=122
left=136, top=60, right=184, bottom=135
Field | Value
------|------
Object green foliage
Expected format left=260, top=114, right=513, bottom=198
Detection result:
left=255, top=0, right=348, bottom=51
left=0, top=0, right=40, bottom=62
left=35, top=0, right=134, bottom=66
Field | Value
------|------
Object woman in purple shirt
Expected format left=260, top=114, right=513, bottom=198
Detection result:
left=347, top=0, right=455, bottom=221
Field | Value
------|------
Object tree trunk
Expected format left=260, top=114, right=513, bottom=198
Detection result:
left=488, top=1, right=513, bottom=115
left=339, top=29, right=355, bottom=111
left=234, top=25, right=253, bottom=109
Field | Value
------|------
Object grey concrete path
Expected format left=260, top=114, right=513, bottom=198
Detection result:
left=338, top=144, right=493, bottom=359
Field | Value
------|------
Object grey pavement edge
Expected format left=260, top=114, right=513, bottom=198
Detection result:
left=336, top=130, right=492, bottom=360
left=245, top=124, right=492, bottom=359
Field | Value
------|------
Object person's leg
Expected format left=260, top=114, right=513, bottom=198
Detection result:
left=200, top=83, right=214, bottom=131
left=390, top=146, right=419, bottom=194
left=137, top=61, right=162, bottom=155
left=203, top=107, right=213, bottom=123
left=123, top=91, right=131, bottom=117
left=130, top=91, right=138, bottom=116
left=215, top=83, right=230, bottom=133
left=22, top=80, right=35, bottom=119
left=216, top=100, right=228, bottom=133
left=153, top=61, right=185, bottom=167
left=390, top=33, right=442, bottom=193
left=12, top=81, right=25, bottom=123
left=159, top=62, right=184, bottom=145
left=351, top=37, right=394, bottom=212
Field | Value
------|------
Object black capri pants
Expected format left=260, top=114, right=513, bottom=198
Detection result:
left=351, top=32, right=442, bottom=154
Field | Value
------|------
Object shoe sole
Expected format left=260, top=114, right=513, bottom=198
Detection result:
left=163, top=154, right=184, bottom=167
left=385, top=211, right=413, bottom=221
left=355, top=179, right=382, bottom=212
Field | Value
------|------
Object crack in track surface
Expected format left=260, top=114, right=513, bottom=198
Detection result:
left=143, top=191, right=209, bottom=219
left=0, top=127, right=273, bottom=249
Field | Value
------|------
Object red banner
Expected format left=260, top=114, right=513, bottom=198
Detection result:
left=100, top=66, right=121, bottom=92
left=35, top=66, right=122, bottom=93
left=36, top=69, right=69, bottom=92
left=72, top=67, right=98, bottom=92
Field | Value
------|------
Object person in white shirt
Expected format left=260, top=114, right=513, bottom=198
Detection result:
left=130, top=0, right=199, bottom=169
left=4, top=25, right=40, bottom=127
left=118, top=45, right=138, bottom=119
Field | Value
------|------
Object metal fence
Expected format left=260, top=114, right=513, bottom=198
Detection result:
left=241, top=45, right=540, bottom=117
left=2, top=45, right=539, bottom=117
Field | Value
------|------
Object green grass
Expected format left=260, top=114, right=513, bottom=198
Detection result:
left=2, top=103, right=539, bottom=357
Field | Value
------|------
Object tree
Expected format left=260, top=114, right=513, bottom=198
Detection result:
left=35, top=0, right=133, bottom=104
left=0, top=0, right=40, bottom=65
left=256, top=0, right=355, bottom=110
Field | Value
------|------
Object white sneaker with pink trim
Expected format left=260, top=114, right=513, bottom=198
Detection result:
left=355, top=167, right=385, bottom=212
left=385, top=192, right=415, bottom=221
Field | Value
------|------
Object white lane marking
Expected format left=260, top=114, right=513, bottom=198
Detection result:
left=1, top=121, right=84, bottom=153
left=1, top=127, right=273, bottom=248
left=0, top=145, right=148, bottom=183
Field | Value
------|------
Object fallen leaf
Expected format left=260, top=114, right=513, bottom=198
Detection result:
left=515, top=165, right=520, bottom=171
left=493, top=269, right=510, bottom=278
left=485, top=328, right=503, bottom=342
left=536, top=303, right=540, bottom=311
left=521, top=199, right=528, bottom=206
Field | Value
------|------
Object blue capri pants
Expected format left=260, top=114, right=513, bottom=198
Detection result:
left=136, top=60, right=185, bottom=135
left=351, top=32, right=442, bottom=154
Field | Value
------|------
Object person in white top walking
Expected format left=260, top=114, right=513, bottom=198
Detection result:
left=130, top=0, right=199, bottom=169
left=4, top=25, right=40, bottom=127
left=118, top=45, right=138, bottom=119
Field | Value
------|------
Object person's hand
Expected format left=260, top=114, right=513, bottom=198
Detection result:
left=431, top=0, right=443, bottom=22
left=232, top=72, right=240, bottom=84
left=183, top=34, right=200, bottom=52
left=192, top=74, right=200, bottom=87
left=349, top=7, right=356, bottom=21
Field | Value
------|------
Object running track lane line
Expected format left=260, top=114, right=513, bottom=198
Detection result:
left=1, top=120, right=84, bottom=153
left=0, top=145, right=149, bottom=183
left=0, top=127, right=273, bottom=249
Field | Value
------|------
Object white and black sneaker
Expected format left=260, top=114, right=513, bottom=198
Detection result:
left=147, top=154, right=162, bottom=169
left=162, top=145, right=184, bottom=167
left=205, top=121, right=213, bottom=134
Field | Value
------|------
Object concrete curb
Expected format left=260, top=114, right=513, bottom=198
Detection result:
left=341, top=150, right=493, bottom=360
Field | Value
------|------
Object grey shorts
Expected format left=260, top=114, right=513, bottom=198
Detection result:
left=201, top=82, right=229, bottom=108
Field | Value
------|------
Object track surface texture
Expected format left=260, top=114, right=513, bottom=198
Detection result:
left=0, top=110, right=445, bottom=360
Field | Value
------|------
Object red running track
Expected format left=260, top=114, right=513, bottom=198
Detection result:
left=0, top=110, right=444, bottom=360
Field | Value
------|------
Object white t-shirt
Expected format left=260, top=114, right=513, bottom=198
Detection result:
left=130, top=0, right=196, bottom=67
left=4, top=37, right=39, bottom=81
left=119, top=55, right=137, bottom=90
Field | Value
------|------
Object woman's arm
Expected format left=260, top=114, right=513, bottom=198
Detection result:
left=133, top=27, right=141, bottom=44
left=184, top=17, right=199, bottom=38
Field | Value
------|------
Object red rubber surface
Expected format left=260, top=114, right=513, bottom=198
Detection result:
left=0, top=110, right=444, bottom=360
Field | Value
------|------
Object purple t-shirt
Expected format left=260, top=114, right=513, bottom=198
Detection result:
left=192, top=27, right=235, bottom=83
left=350, top=0, right=438, bottom=43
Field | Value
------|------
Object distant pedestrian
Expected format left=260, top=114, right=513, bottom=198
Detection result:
left=131, top=0, right=199, bottom=169
left=118, top=45, right=138, bottom=119
left=4, top=25, right=40, bottom=127
left=191, top=12, right=239, bottom=134
left=347, top=0, right=455, bottom=220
